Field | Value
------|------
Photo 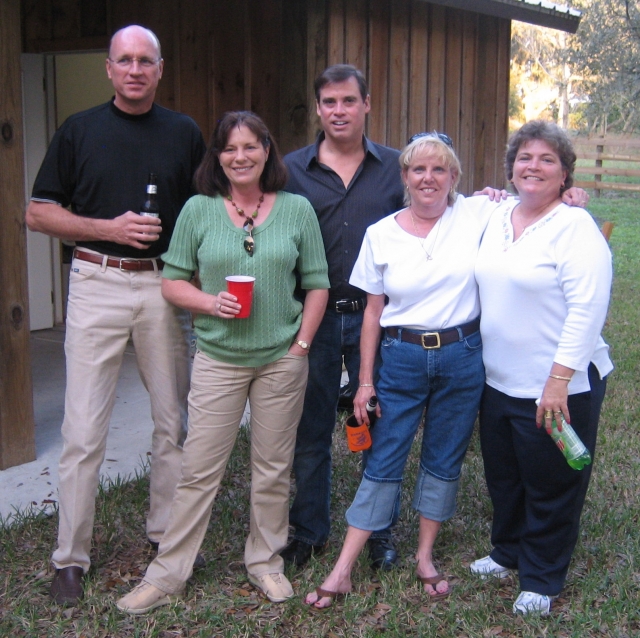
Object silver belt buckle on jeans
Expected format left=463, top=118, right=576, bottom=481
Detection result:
left=420, top=332, right=441, bottom=349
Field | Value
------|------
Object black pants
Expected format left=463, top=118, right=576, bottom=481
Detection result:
left=479, top=364, right=607, bottom=596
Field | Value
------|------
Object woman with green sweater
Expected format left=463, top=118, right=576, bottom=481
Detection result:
left=118, top=111, right=329, bottom=613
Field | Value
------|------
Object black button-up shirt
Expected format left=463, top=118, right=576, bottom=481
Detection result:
left=284, top=134, right=405, bottom=299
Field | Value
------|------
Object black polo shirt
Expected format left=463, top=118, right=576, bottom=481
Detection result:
left=284, top=134, right=405, bottom=299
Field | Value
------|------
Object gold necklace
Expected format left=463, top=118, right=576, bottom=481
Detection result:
left=410, top=208, right=442, bottom=261
left=227, top=193, right=264, bottom=220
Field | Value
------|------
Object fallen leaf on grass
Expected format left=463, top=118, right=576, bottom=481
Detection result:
left=483, top=626, right=503, bottom=636
left=235, top=588, right=251, bottom=596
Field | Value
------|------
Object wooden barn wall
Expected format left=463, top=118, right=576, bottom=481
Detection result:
left=317, top=0, right=511, bottom=192
left=21, top=0, right=510, bottom=192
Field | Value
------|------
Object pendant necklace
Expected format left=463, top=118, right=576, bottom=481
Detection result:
left=227, top=192, right=264, bottom=220
left=410, top=208, right=442, bottom=261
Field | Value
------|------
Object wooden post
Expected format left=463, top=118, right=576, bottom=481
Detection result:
left=595, top=143, right=603, bottom=198
left=0, top=0, right=36, bottom=469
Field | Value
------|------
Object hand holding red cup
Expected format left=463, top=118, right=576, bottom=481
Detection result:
left=225, top=276, right=255, bottom=318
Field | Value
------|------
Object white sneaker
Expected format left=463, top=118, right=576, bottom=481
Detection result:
left=469, top=555, right=511, bottom=579
left=513, top=590, right=552, bottom=616
left=248, top=572, right=294, bottom=602
left=116, top=581, right=183, bottom=614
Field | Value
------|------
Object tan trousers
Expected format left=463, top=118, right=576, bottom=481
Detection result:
left=144, top=349, right=308, bottom=594
left=52, top=253, right=191, bottom=572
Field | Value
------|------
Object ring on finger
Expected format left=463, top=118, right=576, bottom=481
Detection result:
left=544, top=410, right=553, bottom=418
left=554, top=410, right=563, bottom=416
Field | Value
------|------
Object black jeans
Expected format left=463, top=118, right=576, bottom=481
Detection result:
left=479, top=363, right=607, bottom=595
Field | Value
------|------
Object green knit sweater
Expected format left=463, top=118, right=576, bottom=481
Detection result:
left=162, top=192, right=329, bottom=366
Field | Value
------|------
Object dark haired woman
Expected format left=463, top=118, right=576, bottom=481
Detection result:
left=117, top=111, right=329, bottom=613
left=472, top=120, right=612, bottom=615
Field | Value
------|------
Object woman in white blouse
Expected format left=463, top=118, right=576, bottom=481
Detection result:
left=471, top=120, right=612, bottom=616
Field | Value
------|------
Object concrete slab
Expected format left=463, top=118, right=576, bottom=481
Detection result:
left=0, top=326, right=253, bottom=525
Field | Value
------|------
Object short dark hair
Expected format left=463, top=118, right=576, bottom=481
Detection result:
left=505, top=120, right=576, bottom=193
left=314, top=64, right=368, bottom=102
left=194, top=111, right=287, bottom=197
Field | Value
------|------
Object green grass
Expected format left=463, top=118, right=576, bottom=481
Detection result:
left=1, top=199, right=639, bottom=636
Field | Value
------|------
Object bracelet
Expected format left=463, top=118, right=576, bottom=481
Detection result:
left=359, top=384, right=374, bottom=387
left=549, top=374, right=572, bottom=382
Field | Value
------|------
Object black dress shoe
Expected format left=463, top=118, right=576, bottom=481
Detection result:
left=50, top=566, right=84, bottom=604
left=367, top=537, right=399, bottom=571
left=149, top=540, right=206, bottom=570
left=280, top=538, right=324, bottom=567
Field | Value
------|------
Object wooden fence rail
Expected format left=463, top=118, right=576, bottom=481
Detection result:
left=572, top=136, right=640, bottom=196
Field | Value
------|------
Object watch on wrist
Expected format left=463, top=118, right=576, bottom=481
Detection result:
left=295, top=339, right=310, bottom=350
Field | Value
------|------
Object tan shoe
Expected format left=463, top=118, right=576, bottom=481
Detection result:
left=116, top=581, right=183, bottom=614
left=248, top=572, right=294, bottom=602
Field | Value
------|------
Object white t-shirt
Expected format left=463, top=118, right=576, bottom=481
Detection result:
left=475, top=199, right=613, bottom=398
left=350, top=194, right=498, bottom=330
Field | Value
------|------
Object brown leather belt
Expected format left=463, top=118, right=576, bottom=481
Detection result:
left=73, top=249, right=163, bottom=271
left=386, top=317, right=480, bottom=350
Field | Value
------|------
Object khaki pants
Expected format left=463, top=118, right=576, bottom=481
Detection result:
left=144, top=349, right=308, bottom=594
left=52, top=253, right=191, bottom=571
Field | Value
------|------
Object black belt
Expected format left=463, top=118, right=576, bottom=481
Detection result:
left=386, top=317, right=480, bottom=349
left=74, top=249, right=163, bottom=271
left=331, top=297, right=366, bottom=313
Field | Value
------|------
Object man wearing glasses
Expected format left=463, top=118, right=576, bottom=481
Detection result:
left=26, top=25, right=206, bottom=604
left=281, top=65, right=405, bottom=571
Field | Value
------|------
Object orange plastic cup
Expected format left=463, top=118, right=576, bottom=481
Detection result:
left=226, top=276, right=255, bottom=318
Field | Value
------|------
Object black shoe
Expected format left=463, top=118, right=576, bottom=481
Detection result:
left=280, top=538, right=324, bottom=567
left=149, top=540, right=206, bottom=570
left=50, top=566, right=84, bottom=605
left=367, top=537, right=399, bottom=571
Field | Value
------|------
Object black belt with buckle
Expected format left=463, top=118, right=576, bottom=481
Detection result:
left=386, top=317, right=480, bottom=349
left=332, top=297, right=366, bottom=313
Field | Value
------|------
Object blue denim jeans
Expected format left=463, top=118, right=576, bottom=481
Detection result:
left=289, top=307, right=391, bottom=546
left=346, top=326, right=485, bottom=531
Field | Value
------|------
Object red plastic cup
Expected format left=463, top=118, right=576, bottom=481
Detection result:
left=225, top=276, right=255, bottom=318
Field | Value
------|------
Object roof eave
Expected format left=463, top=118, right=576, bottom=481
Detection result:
left=423, top=0, right=581, bottom=34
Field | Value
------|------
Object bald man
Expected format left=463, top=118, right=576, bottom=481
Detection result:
left=26, top=25, right=206, bottom=604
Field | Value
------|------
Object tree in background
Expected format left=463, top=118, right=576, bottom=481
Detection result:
left=571, top=0, right=640, bottom=134
left=510, top=0, right=640, bottom=134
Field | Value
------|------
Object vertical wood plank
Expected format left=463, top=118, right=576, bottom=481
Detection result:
left=478, top=15, right=499, bottom=189
left=443, top=7, right=462, bottom=147
left=280, top=0, right=309, bottom=153
left=23, top=0, right=54, bottom=46
left=407, top=0, right=428, bottom=141
left=344, top=0, right=366, bottom=70
left=387, top=0, right=409, bottom=149
left=0, top=0, right=36, bottom=469
left=367, top=0, right=390, bottom=144
left=176, top=0, right=212, bottom=140
left=327, top=0, right=345, bottom=64
left=458, top=11, right=477, bottom=195
left=494, top=17, right=511, bottom=188
left=250, top=0, right=281, bottom=135
left=52, top=0, right=80, bottom=39
left=427, top=3, right=446, bottom=131
left=306, top=0, right=328, bottom=143
left=211, top=0, right=247, bottom=119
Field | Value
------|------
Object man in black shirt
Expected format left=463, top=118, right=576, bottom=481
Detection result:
left=282, top=65, right=405, bottom=570
left=26, top=25, right=206, bottom=604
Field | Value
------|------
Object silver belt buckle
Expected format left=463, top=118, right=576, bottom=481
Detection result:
left=420, top=332, right=441, bottom=349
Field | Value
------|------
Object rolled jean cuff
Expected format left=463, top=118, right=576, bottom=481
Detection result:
left=346, top=475, right=400, bottom=531
left=412, top=468, right=459, bottom=522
